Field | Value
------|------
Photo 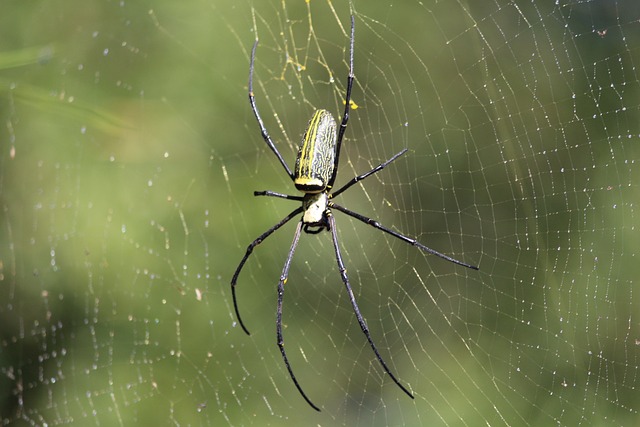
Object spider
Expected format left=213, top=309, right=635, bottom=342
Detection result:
left=231, top=15, right=479, bottom=411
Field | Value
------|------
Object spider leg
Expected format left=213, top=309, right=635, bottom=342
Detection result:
left=276, top=220, right=321, bottom=411
left=332, top=149, right=408, bottom=198
left=254, top=190, right=304, bottom=201
left=327, top=214, right=415, bottom=400
left=331, top=203, right=479, bottom=270
left=249, top=39, right=294, bottom=180
left=328, top=15, right=355, bottom=188
left=231, top=206, right=304, bottom=335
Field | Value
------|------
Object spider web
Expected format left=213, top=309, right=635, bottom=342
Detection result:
left=1, top=0, right=639, bottom=425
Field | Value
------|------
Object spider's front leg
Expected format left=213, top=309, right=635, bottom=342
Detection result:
left=326, top=214, right=415, bottom=400
left=276, top=220, right=321, bottom=411
left=231, top=207, right=303, bottom=335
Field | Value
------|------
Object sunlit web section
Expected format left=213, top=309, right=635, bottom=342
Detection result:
left=0, top=0, right=638, bottom=425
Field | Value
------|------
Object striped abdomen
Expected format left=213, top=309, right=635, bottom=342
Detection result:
left=294, top=109, right=337, bottom=193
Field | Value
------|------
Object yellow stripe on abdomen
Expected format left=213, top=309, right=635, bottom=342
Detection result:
left=294, top=109, right=337, bottom=193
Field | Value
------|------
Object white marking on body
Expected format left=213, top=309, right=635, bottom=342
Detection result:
left=303, top=193, right=328, bottom=224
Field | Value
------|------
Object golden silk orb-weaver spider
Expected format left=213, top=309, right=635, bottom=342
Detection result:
left=231, top=15, right=479, bottom=411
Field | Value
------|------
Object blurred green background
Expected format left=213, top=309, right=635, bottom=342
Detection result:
left=1, top=0, right=639, bottom=425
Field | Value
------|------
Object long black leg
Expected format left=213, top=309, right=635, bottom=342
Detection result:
left=231, top=207, right=304, bottom=335
left=332, top=149, right=407, bottom=198
left=331, top=204, right=479, bottom=270
left=328, top=15, right=355, bottom=188
left=254, top=190, right=304, bottom=201
left=249, top=39, right=294, bottom=180
left=276, top=221, right=321, bottom=411
left=327, top=214, right=415, bottom=400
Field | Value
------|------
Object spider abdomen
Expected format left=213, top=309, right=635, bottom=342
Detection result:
left=294, top=109, right=337, bottom=193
